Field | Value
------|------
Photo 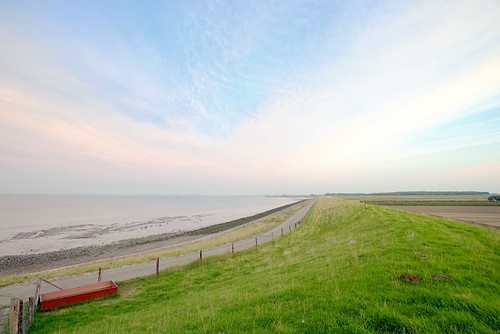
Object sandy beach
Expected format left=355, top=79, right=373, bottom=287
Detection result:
left=0, top=200, right=305, bottom=276
left=0, top=195, right=304, bottom=256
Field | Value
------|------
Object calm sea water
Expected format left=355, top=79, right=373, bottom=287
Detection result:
left=0, top=195, right=301, bottom=255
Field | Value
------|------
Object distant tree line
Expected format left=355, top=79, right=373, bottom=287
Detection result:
left=325, top=191, right=490, bottom=196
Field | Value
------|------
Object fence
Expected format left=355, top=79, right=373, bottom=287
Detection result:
left=0, top=299, right=12, bottom=334
left=5, top=278, right=41, bottom=334
left=4, top=202, right=311, bottom=333
left=8, top=297, right=35, bottom=334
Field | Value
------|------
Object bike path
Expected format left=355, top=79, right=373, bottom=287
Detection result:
left=0, top=199, right=315, bottom=330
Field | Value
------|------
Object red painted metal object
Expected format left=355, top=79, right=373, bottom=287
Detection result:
left=40, top=280, right=118, bottom=310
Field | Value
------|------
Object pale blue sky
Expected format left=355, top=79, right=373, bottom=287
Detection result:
left=1, top=0, right=499, bottom=194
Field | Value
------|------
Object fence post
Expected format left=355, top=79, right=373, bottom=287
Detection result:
left=199, top=250, right=203, bottom=261
left=281, top=228, right=283, bottom=236
left=28, top=297, right=34, bottom=328
left=98, top=267, right=102, bottom=282
left=34, top=278, right=41, bottom=306
left=10, top=298, right=19, bottom=334
left=289, top=225, right=292, bottom=233
left=255, top=237, right=258, bottom=247
left=156, top=258, right=160, bottom=277
left=18, top=299, right=23, bottom=334
left=231, top=243, right=234, bottom=255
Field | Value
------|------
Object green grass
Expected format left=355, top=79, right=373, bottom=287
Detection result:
left=31, top=198, right=500, bottom=333
left=362, top=200, right=500, bottom=206
left=0, top=201, right=308, bottom=288
left=333, top=195, right=491, bottom=202
left=331, top=194, right=499, bottom=206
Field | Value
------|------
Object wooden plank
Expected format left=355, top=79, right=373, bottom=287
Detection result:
left=34, top=279, right=41, bottom=306
left=10, top=298, right=18, bottom=334
left=40, top=278, right=63, bottom=291
left=40, top=281, right=118, bottom=310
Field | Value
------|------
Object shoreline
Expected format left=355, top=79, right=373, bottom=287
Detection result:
left=0, top=200, right=305, bottom=276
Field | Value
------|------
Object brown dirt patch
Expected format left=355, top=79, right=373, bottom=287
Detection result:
left=395, top=274, right=422, bottom=283
left=431, top=274, right=452, bottom=280
left=393, top=206, right=500, bottom=229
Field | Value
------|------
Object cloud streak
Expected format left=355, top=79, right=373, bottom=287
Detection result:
left=0, top=0, right=499, bottom=194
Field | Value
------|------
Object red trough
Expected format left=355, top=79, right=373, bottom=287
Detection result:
left=40, top=280, right=118, bottom=310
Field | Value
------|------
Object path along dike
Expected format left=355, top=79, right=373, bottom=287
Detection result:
left=0, top=199, right=315, bottom=331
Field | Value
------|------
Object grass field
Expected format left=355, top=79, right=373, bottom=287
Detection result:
left=363, top=201, right=499, bottom=206
left=392, top=206, right=500, bottom=229
left=0, top=201, right=308, bottom=288
left=334, top=194, right=499, bottom=206
left=30, top=197, right=499, bottom=333
left=338, top=194, right=500, bottom=228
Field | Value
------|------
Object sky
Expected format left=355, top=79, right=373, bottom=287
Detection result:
left=1, top=0, right=499, bottom=195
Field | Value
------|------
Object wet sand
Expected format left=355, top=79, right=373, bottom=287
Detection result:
left=0, top=200, right=305, bottom=276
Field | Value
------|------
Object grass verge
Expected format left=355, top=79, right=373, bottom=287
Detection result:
left=0, top=201, right=308, bottom=288
left=31, top=197, right=499, bottom=333
left=363, top=200, right=500, bottom=206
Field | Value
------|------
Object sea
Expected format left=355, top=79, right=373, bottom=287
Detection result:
left=0, top=195, right=302, bottom=256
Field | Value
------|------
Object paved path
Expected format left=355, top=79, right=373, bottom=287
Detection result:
left=0, top=199, right=315, bottom=331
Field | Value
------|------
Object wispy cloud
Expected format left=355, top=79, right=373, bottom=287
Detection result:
left=0, top=0, right=499, bottom=194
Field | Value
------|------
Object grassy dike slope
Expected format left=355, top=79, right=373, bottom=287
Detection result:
left=31, top=197, right=499, bottom=333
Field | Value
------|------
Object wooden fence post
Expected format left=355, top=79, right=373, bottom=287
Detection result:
left=255, top=237, right=258, bottom=247
left=199, top=250, right=203, bottom=261
left=231, top=243, right=234, bottom=255
left=98, top=267, right=102, bottom=282
left=10, top=298, right=19, bottom=334
left=18, top=299, right=23, bottom=334
left=281, top=228, right=283, bottom=236
left=289, top=225, right=292, bottom=233
left=156, top=258, right=160, bottom=277
left=34, top=278, right=41, bottom=306
left=28, top=297, right=34, bottom=328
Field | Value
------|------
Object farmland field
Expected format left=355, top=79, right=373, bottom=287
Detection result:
left=30, top=197, right=499, bottom=333
left=333, top=194, right=500, bottom=228
left=335, top=194, right=493, bottom=202
left=391, top=206, right=500, bottom=228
